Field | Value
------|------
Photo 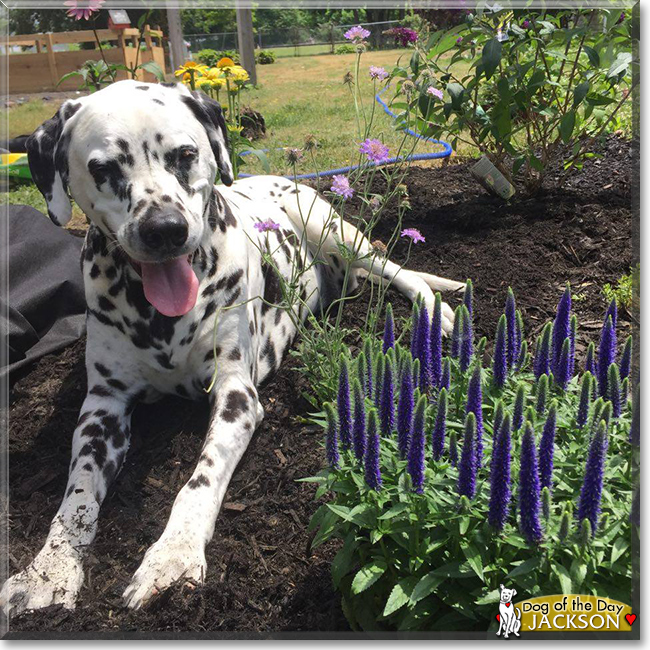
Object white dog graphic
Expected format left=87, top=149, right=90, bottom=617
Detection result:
left=496, top=584, right=521, bottom=638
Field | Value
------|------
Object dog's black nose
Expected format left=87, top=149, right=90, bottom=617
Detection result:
left=139, top=210, right=188, bottom=251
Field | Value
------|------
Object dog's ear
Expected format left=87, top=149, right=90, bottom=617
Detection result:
left=26, top=100, right=84, bottom=226
left=500, top=584, right=504, bottom=590
left=512, top=589, right=517, bottom=596
left=178, top=88, right=234, bottom=186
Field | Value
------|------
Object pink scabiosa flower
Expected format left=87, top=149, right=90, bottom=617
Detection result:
left=426, top=86, right=444, bottom=100
left=369, top=66, right=389, bottom=81
left=254, top=219, right=280, bottom=233
left=344, top=25, right=371, bottom=42
left=456, top=36, right=464, bottom=44
left=400, top=228, right=425, bottom=244
left=522, top=19, right=532, bottom=29
left=330, top=174, right=354, bottom=199
left=64, top=0, right=104, bottom=20
left=359, top=138, right=391, bottom=164
left=386, top=27, right=419, bottom=47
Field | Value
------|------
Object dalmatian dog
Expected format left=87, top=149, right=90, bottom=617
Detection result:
left=496, top=584, right=522, bottom=638
left=1, top=79, right=464, bottom=616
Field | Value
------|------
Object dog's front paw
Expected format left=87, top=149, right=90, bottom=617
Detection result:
left=123, top=537, right=206, bottom=610
left=0, top=546, right=83, bottom=616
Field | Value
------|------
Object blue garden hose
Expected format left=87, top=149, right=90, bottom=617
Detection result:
left=238, top=87, right=452, bottom=180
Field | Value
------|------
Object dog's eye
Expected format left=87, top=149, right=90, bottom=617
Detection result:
left=179, top=147, right=198, bottom=161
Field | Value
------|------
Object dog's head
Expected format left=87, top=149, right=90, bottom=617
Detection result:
left=27, top=80, right=234, bottom=316
left=499, top=584, right=517, bottom=604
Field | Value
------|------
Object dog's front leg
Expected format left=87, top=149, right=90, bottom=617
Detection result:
left=123, top=373, right=262, bottom=610
left=1, top=386, right=135, bottom=616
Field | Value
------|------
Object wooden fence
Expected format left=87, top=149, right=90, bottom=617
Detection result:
left=5, top=26, right=167, bottom=94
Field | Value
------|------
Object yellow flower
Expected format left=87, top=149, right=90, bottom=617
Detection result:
left=174, top=60, right=208, bottom=77
left=200, top=67, right=227, bottom=88
left=217, top=57, right=235, bottom=69
left=227, top=124, right=243, bottom=134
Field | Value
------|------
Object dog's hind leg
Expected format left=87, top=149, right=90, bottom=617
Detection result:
left=0, top=365, right=142, bottom=616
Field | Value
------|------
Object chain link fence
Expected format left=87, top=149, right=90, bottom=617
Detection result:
left=186, top=20, right=403, bottom=56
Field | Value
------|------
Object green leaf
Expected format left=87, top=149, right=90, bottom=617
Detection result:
left=610, top=537, right=628, bottom=565
left=573, top=81, right=590, bottom=108
left=553, top=564, right=573, bottom=594
left=241, top=148, right=271, bottom=174
left=351, top=561, right=386, bottom=595
left=607, top=52, right=633, bottom=78
left=461, top=543, right=485, bottom=582
left=410, top=50, right=420, bottom=77
left=410, top=572, right=445, bottom=605
left=140, top=60, right=165, bottom=82
left=331, top=533, right=357, bottom=588
left=475, top=589, right=501, bottom=605
left=559, top=111, right=576, bottom=144
left=513, top=156, right=526, bottom=176
left=584, top=45, right=600, bottom=68
left=378, top=502, right=410, bottom=520
left=507, top=557, right=540, bottom=578
left=570, top=558, right=587, bottom=589
left=481, top=38, right=502, bottom=79
left=383, top=577, right=416, bottom=617
left=447, top=82, right=464, bottom=110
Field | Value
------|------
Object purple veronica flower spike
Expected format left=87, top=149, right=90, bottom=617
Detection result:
left=363, top=340, right=374, bottom=398
left=585, top=342, right=597, bottom=376
left=383, top=303, right=395, bottom=353
left=458, top=412, right=477, bottom=499
left=488, top=414, right=512, bottom=532
left=411, top=302, right=421, bottom=358
left=416, top=305, right=431, bottom=389
left=630, top=383, right=639, bottom=445
left=459, top=305, right=474, bottom=373
left=337, top=357, right=352, bottom=449
left=569, top=315, right=577, bottom=379
left=431, top=387, right=448, bottom=460
left=379, top=356, right=395, bottom=436
left=538, top=401, right=557, bottom=491
left=493, top=400, right=505, bottom=443
left=535, top=374, right=549, bottom=415
left=519, top=422, right=543, bottom=544
left=493, top=314, right=508, bottom=389
left=555, top=338, right=572, bottom=391
left=449, top=429, right=458, bottom=467
left=466, top=364, right=484, bottom=464
left=352, top=378, right=366, bottom=462
left=620, top=335, right=633, bottom=380
left=364, top=409, right=382, bottom=490
left=412, top=358, right=420, bottom=391
left=505, top=288, right=517, bottom=368
left=607, top=363, right=621, bottom=418
left=577, top=419, right=608, bottom=537
left=515, top=310, right=524, bottom=365
left=463, top=279, right=474, bottom=317
left=429, top=293, right=443, bottom=388
left=373, top=353, right=384, bottom=409
left=356, top=350, right=367, bottom=397
left=397, top=356, right=414, bottom=459
left=605, top=297, right=618, bottom=330
left=408, top=395, right=427, bottom=493
left=513, top=383, right=525, bottom=431
left=533, top=323, right=552, bottom=379
left=441, top=357, right=451, bottom=391
left=451, top=305, right=463, bottom=359
left=577, top=372, right=594, bottom=428
left=516, top=340, right=529, bottom=372
left=597, top=316, right=616, bottom=397
left=551, top=285, right=572, bottom=376
left=324, top=402, right=340, bottom=468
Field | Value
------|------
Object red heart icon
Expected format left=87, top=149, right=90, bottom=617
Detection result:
left=496, top=614, right=500, bottom=622
left=506, top=603, right=512, bottom=608
left=625, top=614, right=637, bottom=626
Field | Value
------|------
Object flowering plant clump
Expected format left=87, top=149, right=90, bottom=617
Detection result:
left=303, top=286, right=636, bottom=631
left=388, top=8, right=636, bottom=194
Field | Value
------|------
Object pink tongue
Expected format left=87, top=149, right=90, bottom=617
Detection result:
left=140, top=257, right=199, bottom=317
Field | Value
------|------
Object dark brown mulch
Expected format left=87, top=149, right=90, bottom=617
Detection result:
left=5, top=136, right=635, bottom=637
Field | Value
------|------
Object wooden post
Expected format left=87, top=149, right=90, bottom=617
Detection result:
left=166, top=5, right=187, bottom=72
left=236, top=6, right=257, bottom=85
left=45, top=33, right=58, bottom=88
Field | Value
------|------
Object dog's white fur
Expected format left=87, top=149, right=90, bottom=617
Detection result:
left=1, top=80, right=464, bottom=615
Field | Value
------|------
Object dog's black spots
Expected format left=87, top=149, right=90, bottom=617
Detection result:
left=204, top=346, right=221, bottom=363
left=221, top=390, right=249, bottom=422
left=124, top=275, right=152, bottom=320
left=117, top=139, right=130, bottom=154
left=108, top=274, right=126, bottom=298
left=203, top=301, right=217, bottom=321
left=199, top=453, right=214, bottom=467
left=80, top=439, right=107, bottom=468
left=274, top=310, right=282, bottom=325
left=188, top=474, right=210, bottom=489
left=163, top=146, right=193, bottom=193
left=66, top=484, right=76, bottom=498
left=63, top=102, right=82, bottom=121
left=282, top=324, right=287, bottom=336
left=70, top=458, right=78, bottom=473
left=127, top=389, right=146, bottom=414
left=261, top=337, right=277, bottom=369
left=161, top=194, right=172, bottom=202
left=145, top=187, right=154, bottom=194
left=261, top=260, right=281, bottom=314
left=153, top=99, right=165, bottom=106
left=90, top=385, right=113, bottom=398
left=107, top=378, right=127, bottom=391
left=95, top=362, right=111, bottom=378
left=82, top=462, right=93, bottom=472
left=273, top=182, right=279, bottom=187
left=261, top=322, right=266, bottom=335
left=77, top=411, right=91, bottom=427
left=202, top=284, right=216, bottom=297
left=150, top=312, right=180, bottom=345
left=224, top=287, right=241, bottom=308
left=156, top=352, right=175, bottom=370
left=132, top=199, right=147, bottom=216
left=105, top=266, right=117, bottom=280
left=95, top=409, right=108, bottom=417
left=331, top=255, right=341, bottom=269
left=280, top=185, right=291, bottom=191
left=225, top=270, right=244, bottom=291
left=87, top=157, right=130, bottom=201
left=142, top=140, right=151, bottom=165
left=233, top=190, right=251, bottom=200
left=89, top=263, right=101, bottom=279
left=81, top=422, right=104, bottom=439
left=155, top=133, right=163, bottom=144
left=88, top=308, right=125, bottom=334
left=290, top=189, right=298, bottom=194
left=245, top=385, right=256, bottom=400
left=98, top=296, right=116, bottom=312
left=228, top=348, right=241, bottom=361
left=176, top=384, right=190, bottom=398
left=136, top=85, right=149, bottom=91
left=130, top=320, right=154, bottom=349
left=103, top=461, right=117, bottom=484
left=249, top=321, right=255, bottom=335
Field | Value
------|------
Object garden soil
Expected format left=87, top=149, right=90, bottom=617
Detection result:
left=5, top=136, right=636, bottom=637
